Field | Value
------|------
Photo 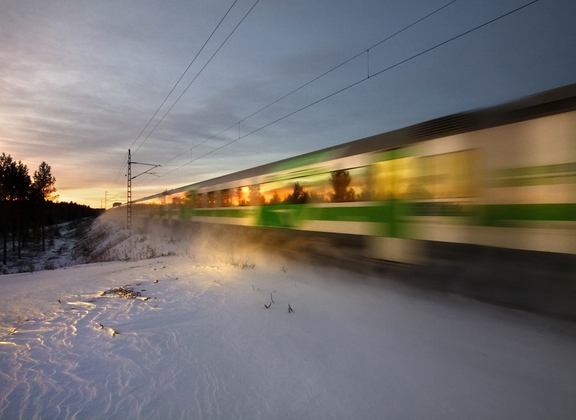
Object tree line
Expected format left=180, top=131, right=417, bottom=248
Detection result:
left=0, top=152, right=98, bottom=266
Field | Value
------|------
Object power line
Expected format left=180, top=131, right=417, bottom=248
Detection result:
left=370, top=0, right=539, bottom=80
left=157, top=0, right=459, bottom=170
left=110, top=150, right=128, bottom=191
left=112, top=0, right=248, bottom=194
left=108, top=0, right=241, bottom=192
left=129, top=0, right=238, bottom=156
left=132, top=0, right=261, bottom=156
left=130, top=0, right=240, bottom=155
left=138, top=0, right=539, bottom=190
left=122, top=0, right=456, bottom=190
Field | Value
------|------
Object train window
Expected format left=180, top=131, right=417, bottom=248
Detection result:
left=302, top=173, right=329, bottom=203
left=261, top=180, right=291, bottom=204
left=260, top=182, right=279, bottom=204
left=416, top=150, right=481, bottom=199
left=248, top=185, right=264, bottom=206
left=207, top=191, right=217, bottom=207
left=220, top=189, right=232, bottom=207
left=260, top=168, right=368, bottom=205
left=183, top=191, right=195, bottom=208
left=370, top=150, right=481, bottom=200
left=260, top=178, right=311, bottom=204
left=291, top=181, right=309, bottom=204
left=282, top=173, right=337, bottom=203
left=328, top=167, right=369, bottom=202
left=370, top=157, right=417, bottom=200
left=233, top=186, right=249, bottom=206
left=195, top=193, right=204, bottom=208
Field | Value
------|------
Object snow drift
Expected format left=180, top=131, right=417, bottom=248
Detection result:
left=1, top=217, right=575, bottom=419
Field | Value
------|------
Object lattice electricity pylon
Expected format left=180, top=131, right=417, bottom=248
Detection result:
left=127, top=149, right=160, bottom=230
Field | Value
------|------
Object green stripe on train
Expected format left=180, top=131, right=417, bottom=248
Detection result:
left=173, top=202, right=576, bottom=232
left=257, top=202, right=404, bottom=237
left=491, top=174, right=576, bottom=187
left=491, top=161, right=576, bottom=187
left=192, top=208, right=254, bottom=218
left=481, top=203, right=576, bottom=226
left=493, top=162, right=576, bottom=178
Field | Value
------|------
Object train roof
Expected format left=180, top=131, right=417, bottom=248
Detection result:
left=134, top=82, right=576, bottom=203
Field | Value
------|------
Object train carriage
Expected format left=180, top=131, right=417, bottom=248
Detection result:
left=131, top=83, right=576, bottom=263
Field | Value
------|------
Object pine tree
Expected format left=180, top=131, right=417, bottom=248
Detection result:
left=0, top=153, right=11, bottom=264
left=330, top=170, right=355, bottom=202
left=0, top=154, right=31, bottom=260
left=32, top=161, right=57, bottom=202
left=32, top=162, right=57, bottom=251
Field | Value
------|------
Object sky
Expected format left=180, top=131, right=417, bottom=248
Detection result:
left=1, top=0, right=575, bottom=208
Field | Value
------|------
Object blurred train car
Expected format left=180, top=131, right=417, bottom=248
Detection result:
left=130, top=83, right=576, bottom=266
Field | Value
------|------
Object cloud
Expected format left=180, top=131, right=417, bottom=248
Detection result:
left=1, top=0, right=576, bottom=207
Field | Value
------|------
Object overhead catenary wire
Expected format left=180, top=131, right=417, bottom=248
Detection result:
left=131, top=0, right=459, bottom=190
left=111, top=150, right=129, bottom=189
left=130, top=0, right=240, bottom=154
left=156, top=0, right=459, bottom=169
left=132, top=0, right=261, bottom=156
left=109, top=0, right=241, bottom=192
left=137, top=0, right=539, bottom=190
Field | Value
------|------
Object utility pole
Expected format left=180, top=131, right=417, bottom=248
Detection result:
left=127, top=149, right=131, bottom=229
left=104, top=191, right=108, bottom=210
left=127, top=149, right=160, bottom=230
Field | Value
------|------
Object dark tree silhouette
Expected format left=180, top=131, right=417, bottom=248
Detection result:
left=330, top=170, right=356, bottom=202
left=0, top=154, right=31, bottom=260
left=1, top=153, right=97, bottom=268
left=0, top=153, right=14, bottom=264
left=31, top=162, right=57, bottom=251
left=269, top=191, right=281, bottom=205
left=289, top=182, right=309, bottom=204
left=31, top=162, right=57, bottom=202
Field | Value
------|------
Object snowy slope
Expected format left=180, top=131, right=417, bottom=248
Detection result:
left=1, top=218, right=576, bottom=419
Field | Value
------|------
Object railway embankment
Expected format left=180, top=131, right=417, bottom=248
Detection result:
left=157, top=220, right=576, bottom=323
left=198, top=222, right=576, bottom=323
left=394, top=246, right=576, bottom=323
left=16, top=211, right=576, bottom=323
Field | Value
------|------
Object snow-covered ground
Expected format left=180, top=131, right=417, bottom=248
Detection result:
left=0, top=219, right=91, bottom=275
left=1, top=217, right=575, bottom=419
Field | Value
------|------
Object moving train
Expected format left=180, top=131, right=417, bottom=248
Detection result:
left=128, top=83, right=576, bottom=264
